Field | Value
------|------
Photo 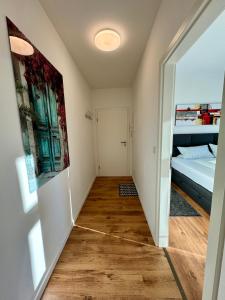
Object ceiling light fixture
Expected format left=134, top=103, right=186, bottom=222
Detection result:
left=9, top=36, right=34, bottom=56
left=94, top=29, right=121, bottom=52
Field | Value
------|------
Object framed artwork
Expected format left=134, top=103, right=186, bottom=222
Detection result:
left=7, top=18, right=70, bottom=192
left=175, top=103, right=221, bottom=127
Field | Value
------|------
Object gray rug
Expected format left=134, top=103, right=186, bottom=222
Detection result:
left=119, top=183, right=138, bottom=197
left=170, top=187, right=200, bottom=216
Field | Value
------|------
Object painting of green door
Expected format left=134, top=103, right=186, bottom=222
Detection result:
left=7, top=17, right=70, bottom=191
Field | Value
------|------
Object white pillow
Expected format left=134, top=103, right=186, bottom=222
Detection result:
left=177, top=145, right=214, bottom=159
left=209, top=144, right=217, bottom=157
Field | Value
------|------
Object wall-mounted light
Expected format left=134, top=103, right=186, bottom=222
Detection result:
left=94, top=29, right=121, bottom=52
left=9, top=36, right=34, bottom=56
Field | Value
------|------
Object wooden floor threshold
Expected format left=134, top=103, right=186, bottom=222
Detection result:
left=164, top=248, right=187, bottom=300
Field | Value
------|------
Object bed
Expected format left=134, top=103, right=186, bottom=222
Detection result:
left=172, top=133, right=218, bottom=214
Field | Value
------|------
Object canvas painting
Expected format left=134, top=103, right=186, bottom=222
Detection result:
left=175, top=103, right=221, bottom=127
left=7, top=18, right=70, bottom=192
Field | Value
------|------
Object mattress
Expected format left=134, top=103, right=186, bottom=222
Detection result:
left=172, top=156, right=216, bottom=192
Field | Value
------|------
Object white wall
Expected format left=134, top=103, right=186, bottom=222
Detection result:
left=218, top=239, right=225, bottom=299
left=174, top=67, right=223, bottom=134
left=0, top=1, right=95, bottom=300
left=175, top=7, right=225, bottom=105
left=92, top=88, right=133, bottom=174
left=173, top=8, right=225, bottom=135
left=92, top=88, right=132, bottom=108
left=132, top=0, right=202, bottom=243
left=175, top=70, right=224, bottom=104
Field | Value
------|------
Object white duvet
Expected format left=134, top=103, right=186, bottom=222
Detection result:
left=172, top=156, right=216, bottom=192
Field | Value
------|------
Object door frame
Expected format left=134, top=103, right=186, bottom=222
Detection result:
left=94, top=107, right=131, bottom=176
left=156, top=0, right=225, bottom=299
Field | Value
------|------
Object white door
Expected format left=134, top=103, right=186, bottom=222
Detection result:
left=96, top=108, right=129, bottom=176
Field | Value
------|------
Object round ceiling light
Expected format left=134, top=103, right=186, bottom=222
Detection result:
left=9, top=36, right=34, bottom=56
left=94, top=29, right=121, bottom=52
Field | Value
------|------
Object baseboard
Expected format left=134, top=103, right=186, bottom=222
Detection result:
left=34, top=175, right=96, bottom=300
left=132, top=175, right=158, bottom=246
left=73, top=175, right=96, bottom=223
left=158, top=235, right=169, bottom=248
left=34, top=224, right=73, bottom=300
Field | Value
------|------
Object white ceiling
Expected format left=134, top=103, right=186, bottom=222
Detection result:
left=39, top=0, right=161, bottom=88
left=177, top=9, right=225, bottom=75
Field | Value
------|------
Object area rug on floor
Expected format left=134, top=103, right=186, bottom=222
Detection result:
left=170, top=187, right=200, bottom=216
left=119, top=183, right=138, bottom=197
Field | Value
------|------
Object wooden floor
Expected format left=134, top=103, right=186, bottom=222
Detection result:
left=167, top=183, right=210, bottom=300
left=42, top=177, right=181, bottom=299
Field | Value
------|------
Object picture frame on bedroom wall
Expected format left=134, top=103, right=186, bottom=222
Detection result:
left=175, top=103, right=221, bottom=127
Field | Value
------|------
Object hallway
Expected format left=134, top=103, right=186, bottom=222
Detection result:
left=42, top=177, right=181, bottom=299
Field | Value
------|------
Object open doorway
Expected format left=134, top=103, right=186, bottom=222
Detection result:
left=157, top=1, right=225, bottom=299
left=167, top=12, right=224, bottom=297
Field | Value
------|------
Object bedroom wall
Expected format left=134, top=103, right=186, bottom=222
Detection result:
left=174, top=69, right=223, bottom=134
left=0, top=1, right=95, bottom=300
left=175, top=70, right=224, bottom=104
left=132, top=0, right=203, bottom=243
left=92, top=88, right=133, bottom=174
left=174, top=31, right=224, bottom=135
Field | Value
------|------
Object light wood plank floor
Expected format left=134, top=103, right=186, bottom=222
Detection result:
left=42, top=177, right=181, bottom=299
left=167, top=183, right=210, bottom=300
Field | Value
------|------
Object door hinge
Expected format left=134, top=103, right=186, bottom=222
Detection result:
left=98, top=165, right=101, bottom=170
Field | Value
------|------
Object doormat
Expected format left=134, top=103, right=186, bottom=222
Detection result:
left=119, top=183, right=138, bottom=197
left=170, top=187, right=200, bottom=216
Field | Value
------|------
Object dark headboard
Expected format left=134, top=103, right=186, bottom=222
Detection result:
left=173, top=133, right=218, bottom=157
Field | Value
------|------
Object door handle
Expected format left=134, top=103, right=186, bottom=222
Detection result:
left=121, top=141, right=127, bottom=146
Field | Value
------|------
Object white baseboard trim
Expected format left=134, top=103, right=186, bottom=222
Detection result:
left=158, top=235, right=169, bottom=248
left=34, top=175, right=96, bottom=300
left=132, top=175, right=158, bottom=246
left=34, top=224, right=73, bottom=300
left=73, top=175, right=96, bottom=223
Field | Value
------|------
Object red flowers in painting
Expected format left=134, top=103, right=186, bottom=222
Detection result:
left=22, top=54, right=69, bottom=166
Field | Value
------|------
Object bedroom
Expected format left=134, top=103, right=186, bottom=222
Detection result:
left=166, top=9, right=225, bottom=300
